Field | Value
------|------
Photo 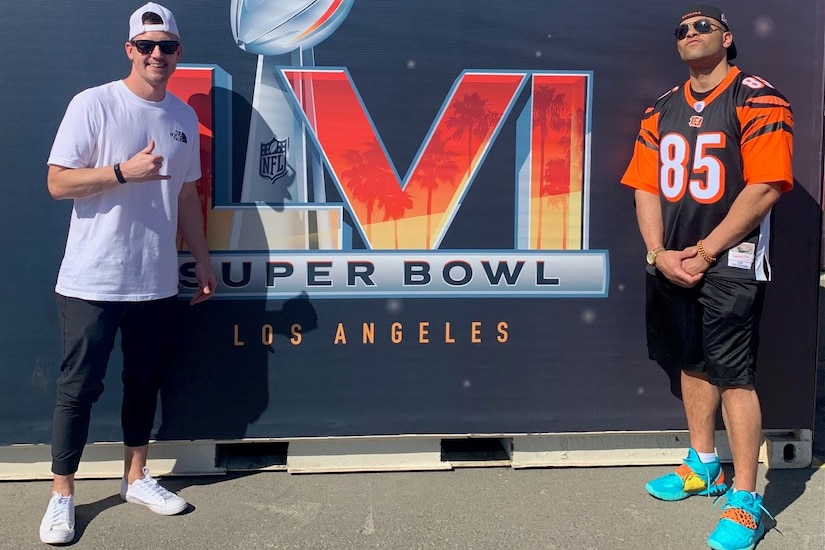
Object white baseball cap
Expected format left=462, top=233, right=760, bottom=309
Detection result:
left=129, top=2, right=180, bottom=40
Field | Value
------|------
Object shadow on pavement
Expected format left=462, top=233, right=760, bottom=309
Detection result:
left=72, top=494, right=124, bottom=544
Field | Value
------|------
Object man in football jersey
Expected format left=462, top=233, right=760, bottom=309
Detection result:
left=39, top=3, right=216, bottom=545
left=621, top=5, right=793, bottom=550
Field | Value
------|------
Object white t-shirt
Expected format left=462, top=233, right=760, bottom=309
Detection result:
left=48, top=80, right=201, bottom=301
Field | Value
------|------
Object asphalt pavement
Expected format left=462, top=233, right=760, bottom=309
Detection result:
left=0, top=460, right=823, bottom=550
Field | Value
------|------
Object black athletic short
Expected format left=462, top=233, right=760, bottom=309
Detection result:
left=645, top=271, right=766, bottom=387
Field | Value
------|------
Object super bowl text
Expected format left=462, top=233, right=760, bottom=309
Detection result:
left=181, top=252, right=607, bottom=299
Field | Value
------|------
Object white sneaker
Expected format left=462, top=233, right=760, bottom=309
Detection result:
left=120, top=467, right=187, bottom=515
left=39, top=492, right=75, bottom=544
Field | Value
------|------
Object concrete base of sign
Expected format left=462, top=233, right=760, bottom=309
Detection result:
left=762, top=430, right=813, bottom=469
left=0, top=441, right=224, bottom=481
left=286, top=437, right=450, bottom=474
left=511, top=431, right=708, bottom=468
left=510, top=429, right=813, bottom=469
left=0, top=430, right=813, bottom=480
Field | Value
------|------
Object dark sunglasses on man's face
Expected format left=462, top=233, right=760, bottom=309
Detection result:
left=674, top=19, right=724, bottom=40
left=131, top=39, right=180, bottom=55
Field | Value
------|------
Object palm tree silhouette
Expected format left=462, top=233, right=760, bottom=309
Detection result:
left=378, top=185, right=414, bottom=249
left=411, top=132, right=460, bottom=247
left=532, top=86, right=569, bottom=249
left=340, top=143, right=393, bottom=244
left=543, top=155, right=571, bottom=248
left=444, top=92, right=499, bottom=170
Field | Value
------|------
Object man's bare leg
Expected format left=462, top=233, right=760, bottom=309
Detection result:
left=720, top=385, right=762, bottom=492
left=682, top=370, right=721, bottom=453
left=52, top=474, right=75, bottom=496
left=124, top=444, right=149, bottom=484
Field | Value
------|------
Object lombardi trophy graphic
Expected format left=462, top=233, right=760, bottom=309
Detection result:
left=230, top=0, right=354, bottom=249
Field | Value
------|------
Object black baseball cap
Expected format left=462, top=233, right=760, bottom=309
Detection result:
left=678, top=4, right=737, bottom=59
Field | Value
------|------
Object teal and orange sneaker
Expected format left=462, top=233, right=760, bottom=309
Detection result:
left=645, top=448, right=727, bottom=501
left=708, top=490, right=773, bottom=550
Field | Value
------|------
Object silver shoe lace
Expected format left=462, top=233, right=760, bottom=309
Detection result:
left=47, top=495, right=73, bottom=526
left=135, top=469, right=176, bottom=501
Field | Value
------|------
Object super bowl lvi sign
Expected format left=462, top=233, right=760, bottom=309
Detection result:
left=173, top=1, right=608, bottom=299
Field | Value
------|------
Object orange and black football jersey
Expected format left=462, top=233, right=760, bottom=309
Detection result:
left=622, top=66, right=793, bottom=281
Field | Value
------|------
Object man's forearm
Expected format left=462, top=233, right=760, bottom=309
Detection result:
left=177, top=183, right=211, bottom=266
left=47, top=164, right=122, bottom=200
left=634, top=189, right=664, bottom=250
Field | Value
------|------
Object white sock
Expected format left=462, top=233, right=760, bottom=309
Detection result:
left=697, top=451, right=718, bottom=464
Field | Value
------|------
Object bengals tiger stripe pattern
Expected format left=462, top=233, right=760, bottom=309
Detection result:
left=621, top=66, right=793, bottom=281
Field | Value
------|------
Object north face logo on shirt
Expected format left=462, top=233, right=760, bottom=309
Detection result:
left=170, top=130, right=188, bottom=143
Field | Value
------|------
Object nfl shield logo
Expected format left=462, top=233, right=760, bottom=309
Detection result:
left=259, top=136, right=289, bottom=183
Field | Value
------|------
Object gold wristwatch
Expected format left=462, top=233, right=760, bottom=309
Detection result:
left=645, top=247, right=665, bottom=266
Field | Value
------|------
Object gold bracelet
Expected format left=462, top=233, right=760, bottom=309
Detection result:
left=696, top=240, right=716, bottom=264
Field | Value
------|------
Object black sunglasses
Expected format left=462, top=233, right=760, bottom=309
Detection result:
left=131, top=39, right=180, bottom=55
left=674, top=19, right=725, bottom=40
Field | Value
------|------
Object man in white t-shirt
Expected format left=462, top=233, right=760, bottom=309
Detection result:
left=39, top=3, right=216, bottom=545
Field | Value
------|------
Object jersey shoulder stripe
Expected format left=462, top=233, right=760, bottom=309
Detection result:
left=732, top=71, right=792, bottom=107
left=745, top=95, right=791, bottom=108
